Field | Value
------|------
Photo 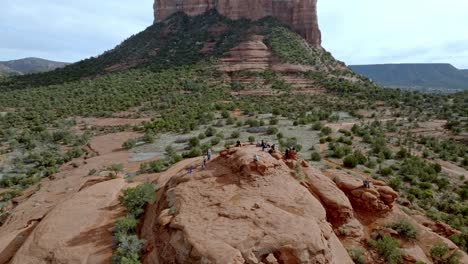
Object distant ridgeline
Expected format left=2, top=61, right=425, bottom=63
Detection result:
left=350, top=63, right=468, bottom=93
left=0, top=58, right=68, bottom=76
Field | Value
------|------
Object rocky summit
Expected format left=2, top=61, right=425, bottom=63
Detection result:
left=154, top=0, right=322, bottom=46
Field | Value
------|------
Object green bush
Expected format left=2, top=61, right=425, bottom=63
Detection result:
left=189, top=137, right=200, bottom=147
left=369, top=235, right=402, bottom=264
left=122, top=138, right=137, bottom=150
left=112, top=233, right=144, bottom=264
left=343, top=155, right=358, bottom=168
left=379, top=166, right=393, bottom=176
left=312, top=121, right=323, bottom=131
left=267, top=127, right=279, bottom=135
left=210, top=137, right=221, bottom=146
left=231, top=131, right=240, bottom=139
left=248, top=136, right=255, bottom=143
left=386, top=219, right=417, bottom=240
left=108, top=163, right=124, bottom=174
left=183, top=147, right=203, bottom=158
left=321, top=126, right=332, bottom=135
left=119, top=183, right=156, bottom=217
left=311, top=152, right=321, bottom=161
left=389, top=178, right=402, bottom=191
left=115, top=217, right=138, bottom=234
left=205, top=127, right=217, bottom=137
left=430, top=242, right=461, bottom=264
left=347, top=247, right=367, bottom=264
left=198, top=132, right=206, bottom=140
left=139, top=160, right=166, bottom=174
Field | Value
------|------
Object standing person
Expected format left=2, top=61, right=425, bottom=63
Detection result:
left=262, top=142, right=267, bottom=152
left=188, top=166, right=193, bottom=174
left=363, top=179, right=370, bottom=188
left=207, top=148, right=212, bottom=161
left=203, top=156, right=207, bottom=170
left=285, top=148, right=289, bottom=159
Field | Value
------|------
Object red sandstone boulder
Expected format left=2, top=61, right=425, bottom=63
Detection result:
left=141, top=146, right=353, bottom=263
left=331, top=170, right=398, bottom=214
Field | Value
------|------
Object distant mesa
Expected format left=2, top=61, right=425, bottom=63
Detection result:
left=154, top=0, right=322, bottom=46
left=0, top=57, right=69, bottom=76
left=350, top=63, right=468, bottom=92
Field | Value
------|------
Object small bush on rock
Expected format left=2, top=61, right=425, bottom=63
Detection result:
left=386, top=219, right=417, bottom=240
left=369, top=235, right=402, bottom=264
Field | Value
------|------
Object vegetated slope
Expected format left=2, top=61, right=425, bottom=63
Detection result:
left=0, top=10, right=346, bottom=92
left=0, top=58, right=69, bottom=75
left=0, top=9, right=468, bottom=264
left=0, top=64, right=21, bottom=76
left=350, top=63, right=468, bottom=92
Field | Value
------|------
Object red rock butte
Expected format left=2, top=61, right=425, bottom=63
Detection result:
left=154, top=0, right=322, bottom=46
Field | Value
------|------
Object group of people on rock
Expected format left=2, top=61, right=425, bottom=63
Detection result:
left=284, top=146, right=298, bottom=160
left=256, top=140, right=276, bottom=154
left=188, top=148, right=212, bottom=174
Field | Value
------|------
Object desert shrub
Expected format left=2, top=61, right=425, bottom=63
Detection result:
left=311, top=152, right=321, bottom=161
left=210, top=137, right=221, bottom=146
left=312, top=121, right=323, bottom=131
left=231, top=131, right=240, bottom=139
left=386, top=219, right=417, bottom=240
left=114, top=217, right=138, bottom=234
left=329, top=143, right=352, bottom=159
left=430, top=242, right=461, bottom=264
left=343, top=155, right=358, bottom=168
left=354, top=150, right=367, bottom=165
left=112, top=233, right=144, bottom=264
left=267, top=127, right=278, bottom=135
left=122, top=138, right=137, bottom=150
left=221, top=110, right=230, bottom=119
left=269, top=118, right=279, bottom=125
left=189, top=137, right=200, bottom=147
left=183, top=147, right=202, bottom=158
left=321, top=126, right=332, bottom=135
left=389, top=177, right=402, bottom=191
left=215, top=132, right=224, bottom=139
left=347, top=247, right=366, bottom=264
left=248, top=136, right=255, bottom=143
left=205, top=127, right=217, bottom=137
left=169, top=153, right=182, bottom=164
left=119, top=183, right=156, bottom=217
left=339, top=129, right=352, bottom=137
left=139, top=160, right=166, bottom=174
left=379, top=166, right=393, bottom=177
left=198, top=132, right=206, bottom=140
left=449, top=233, right=468, bottom=252
left=108, top=163, right=124, bottom=174
left=0, top=189, right=23, bottom=202
left=369, top=235, right=402, bottom=264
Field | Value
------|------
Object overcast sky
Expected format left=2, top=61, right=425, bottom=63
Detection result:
left=1, top=0, right=468, bottom=68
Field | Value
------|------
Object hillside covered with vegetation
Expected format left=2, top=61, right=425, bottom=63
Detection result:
left=0, top=9, right=467, bottom=263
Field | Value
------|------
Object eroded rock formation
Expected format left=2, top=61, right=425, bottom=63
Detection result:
left=154, top=0, right=322, bottom=46
left=141, top=147, right=353, bottom=263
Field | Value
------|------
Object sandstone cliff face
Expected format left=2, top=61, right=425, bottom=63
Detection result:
left=154, top=0, right=322, bottom=46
